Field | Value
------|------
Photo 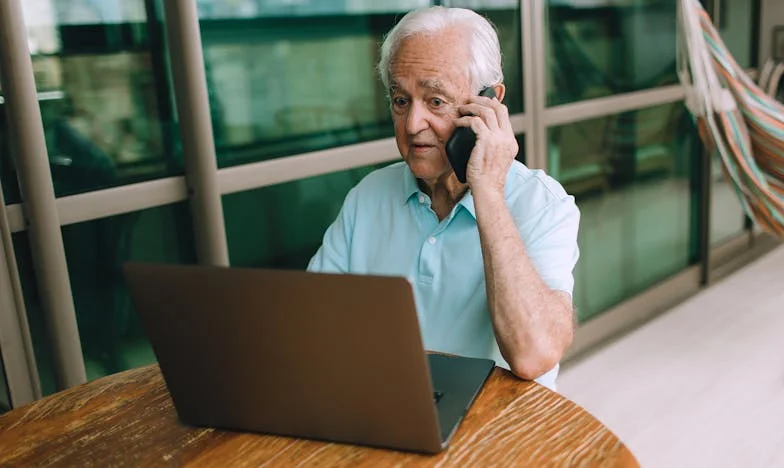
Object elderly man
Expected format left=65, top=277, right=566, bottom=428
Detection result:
left=308, top=6, right=579, bottom=390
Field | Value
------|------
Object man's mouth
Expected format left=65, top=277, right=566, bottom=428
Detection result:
left=411, top=144, right=434, bottom=155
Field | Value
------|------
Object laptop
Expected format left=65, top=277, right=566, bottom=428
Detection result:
left=122, top=262, right=494, bottom=454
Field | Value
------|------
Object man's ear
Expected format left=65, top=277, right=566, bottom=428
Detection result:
left=493, top=83, right=506, bottom=102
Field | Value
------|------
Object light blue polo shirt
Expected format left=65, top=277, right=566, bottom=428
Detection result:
left=307, top=160, right=580, bottom=391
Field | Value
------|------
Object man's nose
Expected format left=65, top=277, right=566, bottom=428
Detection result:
left=405, top=101, right=430, bottom=135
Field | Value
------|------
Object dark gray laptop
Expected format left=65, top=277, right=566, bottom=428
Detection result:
left=123, top=262, right=494, bottom=453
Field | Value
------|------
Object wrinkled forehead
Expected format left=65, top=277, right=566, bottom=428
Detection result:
left=388, top=30, right=471, bottom=93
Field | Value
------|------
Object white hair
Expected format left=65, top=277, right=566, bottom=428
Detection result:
left=377, top=6, right=503, bottom=94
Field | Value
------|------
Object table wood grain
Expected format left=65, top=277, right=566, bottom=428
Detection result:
left=0, top=365, right=638, bottom=467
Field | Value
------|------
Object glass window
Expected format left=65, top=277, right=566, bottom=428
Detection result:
left=0, top=97, right=21, bottom=204
left=14, top=203, right=196, bottom=396
left=224, top=163, right=390, bottom=269
left=198, top=0, right=522, bottom=168
left=549, top=102, right=699, bottom=321
left=63, top=203, right=196, bottom=382
left=7, top=0, right=182, bottom=200
left=11, top=232, right=56, bottom=396
left=514, top=133, right=526, bottom=164
left=547, top=0, right=679, bottom=106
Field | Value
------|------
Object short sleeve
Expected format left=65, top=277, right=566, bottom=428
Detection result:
left=306, top=186, right=359, bottom=273
left=521, top=196, right=580, bottom=296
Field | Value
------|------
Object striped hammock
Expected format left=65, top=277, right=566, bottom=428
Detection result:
left=678, top=0, right=784, bottom=237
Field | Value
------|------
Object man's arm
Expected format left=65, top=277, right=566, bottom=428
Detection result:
left=457, top=92, right=578, bottom=380
left=473, top=192, right=577, bottom=380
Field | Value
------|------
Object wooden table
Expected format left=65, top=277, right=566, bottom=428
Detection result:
left=0, top=365, right=638, bottom=467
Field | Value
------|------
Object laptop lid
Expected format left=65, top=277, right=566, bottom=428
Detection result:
left=123, top=262, right=444, bottom=453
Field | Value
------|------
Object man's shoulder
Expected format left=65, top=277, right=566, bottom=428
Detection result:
left=504, top=161, right=579, bottom=232
left=506, top=160, right=573, bottom=207
left=352, top=161, right=409, bottom=196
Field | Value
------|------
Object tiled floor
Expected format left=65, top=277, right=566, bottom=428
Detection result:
left=559, top=245, right=784, bottom=467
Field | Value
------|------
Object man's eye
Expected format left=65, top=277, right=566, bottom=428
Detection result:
left=431, top=97, right=444, bottom=107
left=393, top=97, right=409, bottom=107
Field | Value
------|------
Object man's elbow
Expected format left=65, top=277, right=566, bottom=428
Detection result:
left=507, top=334, right=573, bottom=381
left=507, top=351, right=561, bottom=381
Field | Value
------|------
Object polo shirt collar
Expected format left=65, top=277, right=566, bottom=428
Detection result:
left=457, top=192, right=477, bottom=218
left=452, top=164, right=519, bottom=219
left=402, top=165, right=478, bottom=219
left=402, top=164, right=420, bottom=204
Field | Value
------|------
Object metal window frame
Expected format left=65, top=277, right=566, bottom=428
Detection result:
left=162, top=0, right=229, bottom=267
left=4, top=117, right=529, bottom=231
left=543, top=85, right=686, bottom=127
left=523, top=0, right=547, bottom=170
left=0, top=0, right=86, bottom=391
left=0, top=182, right=41, bottom=406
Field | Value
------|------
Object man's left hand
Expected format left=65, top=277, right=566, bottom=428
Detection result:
left=454, top=95, right=518, bottom=196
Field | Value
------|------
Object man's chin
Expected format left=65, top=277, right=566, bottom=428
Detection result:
left=406, top=161, right=450, bottom=181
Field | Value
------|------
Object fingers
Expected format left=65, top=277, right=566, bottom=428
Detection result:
left=453, top=115, right=489, bottom=135
left=458, top=102, right=499, bottom=130
left=462, top=96, right=511, bottom=131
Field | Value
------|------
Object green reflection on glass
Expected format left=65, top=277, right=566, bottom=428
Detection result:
left=484, top=8, right=523, bottom=114
left=515, top=133, right=526, bottom=164
left=547, top=0, right=679, bottom=106
left=224, top=163, right=391, bottom=269
left=11, top=233, right=56, bottom=396
left=4, top=13, right=183, bottom=201
left=13, top=203, right=196, bottom=396
left=40, top=51, right=181, bottom=198
left=0, top=119, right=20, bottom=204
left=1, top=63, right=23, bottom=204
left=200, top=6, right=522, bottom=168
left=548, top=102, right=699, bottom=322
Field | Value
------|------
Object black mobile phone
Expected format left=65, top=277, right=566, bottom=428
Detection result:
left=445, top=86, right=497, bottom=183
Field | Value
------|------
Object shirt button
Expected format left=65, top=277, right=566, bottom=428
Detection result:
left=427, top=236, right=437, bottom=245
left=418, top=195, right=426, bottom=204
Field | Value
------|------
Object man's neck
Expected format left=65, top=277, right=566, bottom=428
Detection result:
left=417, top=174, right=469, bottom=221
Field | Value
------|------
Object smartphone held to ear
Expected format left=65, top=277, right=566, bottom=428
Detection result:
left=445, top=87, right=497, bottom=183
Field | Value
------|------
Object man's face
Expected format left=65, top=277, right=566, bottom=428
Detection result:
left=388, top=29, right=473, bottom=182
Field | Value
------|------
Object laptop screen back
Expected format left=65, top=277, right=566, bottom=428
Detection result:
left=123, top=262, right=443, bottom=453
